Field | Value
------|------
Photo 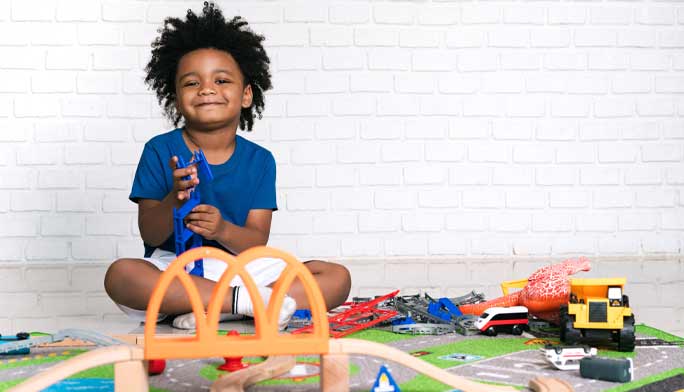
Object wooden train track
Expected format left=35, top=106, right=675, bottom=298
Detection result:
left=210, top=355, right=296, bottom=392
left=8, top=246, right=521, bottom=392
left=528, top=376, right=574, bottom=392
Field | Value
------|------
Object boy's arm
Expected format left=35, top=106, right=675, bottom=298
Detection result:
left=184, top=206, right=272, bottom=254
left=216, top=208, right=272, bottom=254
left=137, top=195, right=182, bottom=247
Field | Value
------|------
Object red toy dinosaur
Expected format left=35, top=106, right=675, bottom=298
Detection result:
left=459, top=257, right=591, bottom=323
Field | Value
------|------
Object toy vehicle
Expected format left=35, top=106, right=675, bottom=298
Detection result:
left=475, top=306, right=529, bottom=336
left=542, top=344, right=597, bottom=370
left=560, top=278, right=635, bottom=352
left=580, top=356, right=633, bottom=383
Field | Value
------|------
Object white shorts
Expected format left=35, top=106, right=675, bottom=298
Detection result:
left=116, top=248, right=288, bottom=322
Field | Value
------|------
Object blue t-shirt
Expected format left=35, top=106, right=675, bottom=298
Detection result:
left=130, top=128, right=277, bottom=257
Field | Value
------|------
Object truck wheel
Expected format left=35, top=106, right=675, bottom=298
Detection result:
left=611, top=330, right=620, bottom=342
left=486, top=327, right=498, bottom=336
left=618, top=315, right=635, bottom=352
left=511, top=325, right=523, bottom=335
left=559, top=306, right=569, bottom=341
left=563, top=317, right=581, bottom=344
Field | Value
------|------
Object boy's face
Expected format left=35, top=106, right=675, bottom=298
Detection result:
left=175, top=48, right=253, bottom=131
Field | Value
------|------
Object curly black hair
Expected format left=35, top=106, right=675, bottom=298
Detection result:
left=145, top=2, right=271, bottom=131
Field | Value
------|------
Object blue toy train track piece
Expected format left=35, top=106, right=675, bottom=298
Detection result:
left=177, top=150, right=214, bottom=184
left=391, top=316, right=416, bottom=326
left=293, top=309, right=312, bottom=320
left=426, top=296, right=462, bottom=323
left=172, top=149, right=214, bottom=277
left=439, top=297, right=462, bottom=316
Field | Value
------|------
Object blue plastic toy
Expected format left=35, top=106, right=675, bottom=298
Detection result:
left=172, top=150, right=214, bottom=277
left=390, top=315, right=416, bottom=326
left=427, top=296, right=462, bottom=323
left=293, top=309, right=312, bottom=320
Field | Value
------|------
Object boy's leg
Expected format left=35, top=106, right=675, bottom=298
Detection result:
left=104, top=258, right=296, bottom=329
left=285, top=260, right=351, bottom=311
left=104, top=258, right=237, bottom=315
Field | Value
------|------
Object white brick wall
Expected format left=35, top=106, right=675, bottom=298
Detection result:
left=0, top=0, right=683, bottom=336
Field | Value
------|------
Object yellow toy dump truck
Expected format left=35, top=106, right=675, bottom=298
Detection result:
left=559, top=278, right=635, bottom=352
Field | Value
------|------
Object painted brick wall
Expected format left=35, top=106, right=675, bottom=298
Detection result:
left=0, top=1, right=682, bottom=336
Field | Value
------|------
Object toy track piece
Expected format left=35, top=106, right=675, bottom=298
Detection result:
left=450, top=290, right=486, bottom=306
left=56, top=329, right=127, bottom=347
left=210, top=355, right=296, bottom=392
left=528, top=376, right=574, bottom=392
left=395, top=294, right=452, bottom=325
left=391, top=323, right=455, bottom=335
left=455, top=315, right=480, bottom=336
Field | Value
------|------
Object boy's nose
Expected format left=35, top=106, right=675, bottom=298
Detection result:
left=199, top=81, right=216, bottom=95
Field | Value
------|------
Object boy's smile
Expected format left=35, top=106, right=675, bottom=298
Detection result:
left=175, top=48, right=252, bottom=131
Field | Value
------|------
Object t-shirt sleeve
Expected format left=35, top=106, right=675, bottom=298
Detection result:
left=129, top=144, right=169, bottom=203
left=251, top=152, right=277, bottom=211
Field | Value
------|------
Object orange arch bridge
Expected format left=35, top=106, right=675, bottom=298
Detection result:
left=144, top=246, right=330, bottom=360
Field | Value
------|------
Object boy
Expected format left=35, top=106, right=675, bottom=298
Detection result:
left=104, top=2, right=351, bottom=330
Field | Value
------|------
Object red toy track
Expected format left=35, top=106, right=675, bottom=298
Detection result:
left=291, top=290, right=400, bottom=338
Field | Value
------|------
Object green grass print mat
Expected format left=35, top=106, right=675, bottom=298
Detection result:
left=0, top=325, right=681, bottom=391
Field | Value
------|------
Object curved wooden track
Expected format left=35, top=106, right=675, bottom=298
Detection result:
left=528, top=376, right=575, bottom=392
left=8, top=345, right=147, bottom=392
left=9, top=340, right=525, bottom=392
left=210, top=356, right=296, bottom=392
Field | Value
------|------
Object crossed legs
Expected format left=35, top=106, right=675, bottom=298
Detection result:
left=104, top=258, right=351, bottom=316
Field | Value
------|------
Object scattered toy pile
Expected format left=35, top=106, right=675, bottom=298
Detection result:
left=288, top=289, right=488, bottom=337
left=285, top=256, right=640, bottom=388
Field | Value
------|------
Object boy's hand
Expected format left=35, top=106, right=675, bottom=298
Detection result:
left=185, top=204, right=227, bottom=241
left=169, top=156, right=199, bottom=201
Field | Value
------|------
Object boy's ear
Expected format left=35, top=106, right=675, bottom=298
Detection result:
left=241, top=84, right=253, bottom=108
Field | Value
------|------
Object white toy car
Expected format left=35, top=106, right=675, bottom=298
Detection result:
left=542, top=344, right=597, bottom=370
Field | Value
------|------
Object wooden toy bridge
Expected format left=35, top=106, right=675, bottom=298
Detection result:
left=10, top=246, right=515, bottom=392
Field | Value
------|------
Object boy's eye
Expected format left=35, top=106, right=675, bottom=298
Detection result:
left=183, top=81, right=199, bottom=87
left=217, top=79, right=230, bottom=84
